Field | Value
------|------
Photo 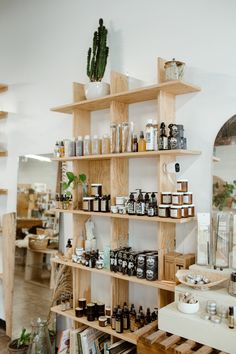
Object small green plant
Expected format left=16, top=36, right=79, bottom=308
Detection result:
left=213, top=180, right=236, bottom=210
left=62, top=172, right=87, bottom=198
left=16, top=328, right=31, bottom=348
left=87, top=18, right=109, bottom=82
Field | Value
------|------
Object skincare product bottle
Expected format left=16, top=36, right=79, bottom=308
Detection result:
left=132, top=134, right=138, bottom=152
left=127, top=192, right=136, bottom=215
left=153, top=120, right=158, bottom=151
left=228, top=306, right=234, bottom=329
left=54, top=141, right=60, bottom=158
left=144, top=192, right=150, bottom=215
left=138, top=131, right=146, bottom=152
left=145, top=119, right=154, bottom=151
left=136, top=189, right=145, bottom=215
left=148, top=192, right=157, bottom=217
left=115, top=308, right=123, bottom=333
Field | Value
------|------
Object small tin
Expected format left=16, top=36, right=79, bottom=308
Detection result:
left=188, top=204, right=195, bottom=217
left=91, top=183, right=102, bottom=197
left=82, top=197, right=94, bottom=211
left=99, top=316, right=107, bottom=327
left=75, top=307, right=84, bottom=318
left=181, top=205, right=189, bottom=218
left=78, top=298, right=86, bottom=311
left=97, top=302, right=105, bottom=317
left=161, top=192, right=172, bottom=204
left=170, top=205, right=182, bottom=219
left=86, top=303, right=95, bottom=321
left=210, top=315, right=221, bottom=324
left=158, top=204, right=170, bottom=218
left=172, top=192, right=184, bottom=205
left=177, top=179, right=188, bottom=193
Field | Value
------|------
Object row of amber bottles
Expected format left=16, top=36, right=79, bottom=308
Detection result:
left=111, top=303, right=157, bottom=334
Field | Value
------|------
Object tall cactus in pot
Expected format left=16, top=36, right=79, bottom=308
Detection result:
left=87, top=18, right=109, bottom=82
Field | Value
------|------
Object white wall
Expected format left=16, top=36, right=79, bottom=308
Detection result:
left=1, top=0, right=236, bottom=318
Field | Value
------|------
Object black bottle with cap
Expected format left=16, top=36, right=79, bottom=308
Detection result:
left=127, top=192, right=136, bottom=215
left=136, top=189, right=145, bottom=216
left=228, top=306, right=234, bottom=329
left=115, top=308, right=123, bottom=333
left=144, top=192, right=150, bottom=215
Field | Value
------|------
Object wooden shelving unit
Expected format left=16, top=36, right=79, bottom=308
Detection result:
left=51, top=80, right=200, bottom=113
left=51, top=57, right=200, bottom=343
left=51, top=258, right=176, bottom=292
left=51, top=149, right=201, bottom=162
left=52, top=208, right=195, bottom=224
left=51, top=305, right=158, bottom=345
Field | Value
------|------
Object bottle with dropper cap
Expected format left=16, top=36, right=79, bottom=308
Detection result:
left=138, top=131, right=146, bottom=152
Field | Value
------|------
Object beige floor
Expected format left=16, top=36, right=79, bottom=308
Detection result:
left=0, top=266, right=53, bottom=352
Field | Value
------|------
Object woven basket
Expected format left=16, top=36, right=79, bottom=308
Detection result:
left=28, top=236, right=48, bottom=250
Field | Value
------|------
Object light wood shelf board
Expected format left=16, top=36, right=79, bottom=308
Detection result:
left=51, top=258, right=176, bottom=292
left=0, top=151, right=8, bottom=157
left=51, top=149, right=201, bottom=162
left=0, top=111, right=8, bottom=119
left=51, top=80, right=201, bottom=113
left=51, top=305, right=158, bottom=345
left=51, top=208, right=195, bottom=224
left=0, top=189, right=8, bottom=195
left=0, top=84, right=8, bottom=93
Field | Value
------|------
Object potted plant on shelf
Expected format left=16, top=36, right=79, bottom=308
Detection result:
left=213, top=180, right=236, bottom=210
left=8, top=328, right=31, bottom=354
left=62, top=171, right=87, bottom=209
left=85, top=18, right=109, bottom=100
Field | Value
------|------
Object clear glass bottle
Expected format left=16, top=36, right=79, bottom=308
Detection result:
left=27, top=318, right=53, bottom=354
left=91, top=135, right=101, bottom=155
left=84, top=135, right=91, bottom=156
left=102, top=134, right=110, bottom=154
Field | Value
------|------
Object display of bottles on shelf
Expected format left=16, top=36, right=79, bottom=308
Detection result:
left=58, top=296, right=158, bottom=334
left=53, top=121, right=188, bottom=158
left=55, top=181, right=195, bottom=219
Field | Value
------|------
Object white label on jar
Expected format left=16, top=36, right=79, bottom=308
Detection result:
left=188, top=207, right=193, bottom=216
left=177, top=182, right=182, bottom=190
left=159, top=208, right=167, bottom=217
left=170, top=209, right=178, bottom=218
left=162, top=195, right=171, bottom=204
left=183, top=195, right=190, bottom=204
left=101, top=201, right=106, bottom=211
left=181, top=209, right=186, bottom=217
left=172, top=195, right=180, bottom=204
left=83, top=201, right=89, bottom=211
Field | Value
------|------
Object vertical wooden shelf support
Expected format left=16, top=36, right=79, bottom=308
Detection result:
left=157, top=59, right=176, bottom=306
left=110, top=72, right=129, bottom=308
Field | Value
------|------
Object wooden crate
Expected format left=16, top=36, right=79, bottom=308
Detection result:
left=164, top=252, right=195, bottom=282
left=137, top=328, right=228, bottom=354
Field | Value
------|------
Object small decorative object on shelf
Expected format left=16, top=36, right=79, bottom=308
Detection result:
left=61, top=171, right=87, bottom=209
left=164, top=58, right=185, bottom=81
left=177, top=292, right=199, bottom=314
left=85, top=18, right=109, bottom=100
left=53, top=121, right=188, bottom=159
left=27, top=318, right=53, bottom=354
left=176, top=269, right=228, bottom=290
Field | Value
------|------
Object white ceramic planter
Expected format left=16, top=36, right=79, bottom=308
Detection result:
left=85, top=81, right=110, bottom=100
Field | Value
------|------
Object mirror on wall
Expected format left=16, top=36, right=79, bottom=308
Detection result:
left=212, top=115, right=236, bottom=270
left=13, top=154, right=59, bottom=337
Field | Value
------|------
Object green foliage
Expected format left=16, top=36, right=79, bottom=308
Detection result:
left=87, top=18, right=109, bottom=82
left=16, top=328, right=31, bottom=349
left=62, top=172, right=87, bottom=196
left=213, top=180, right=236, bottom=210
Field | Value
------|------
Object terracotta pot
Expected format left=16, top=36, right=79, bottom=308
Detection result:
left=85, top=82, right=110, bottom=100
left=7, top=340, right=28, bottom=354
